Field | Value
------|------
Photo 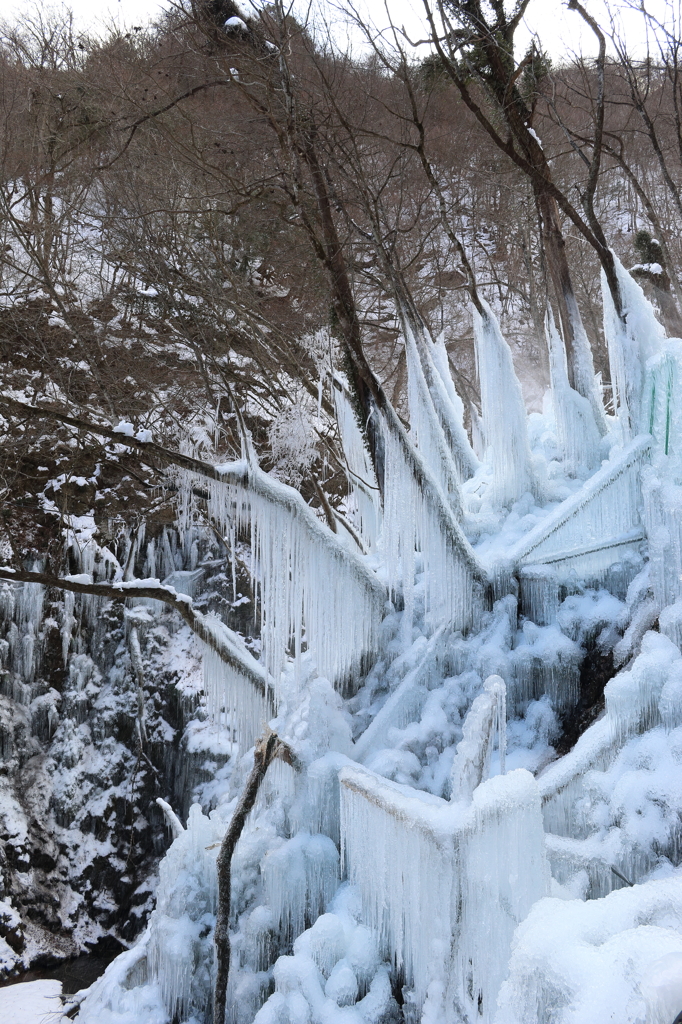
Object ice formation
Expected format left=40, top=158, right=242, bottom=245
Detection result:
left=404, top=321, right=464, bottom=515
left=545, top=310, right=602, bottom=474
left=333, top=382, right=382, bottom=551
left=602, top=252, right=665, bottom=439
left=473, top=300, right=534, bottom=507
left=509, top=434, right=650, bottom=583
left=379, top=407, right=488, bottom=636
left=202, top=644, right=274, bottom=753
left=203, top=460, right=386, bottom=689
left=339, top=764, right=548, bottom=1022
left=67, top=245, right=682, bottom=1024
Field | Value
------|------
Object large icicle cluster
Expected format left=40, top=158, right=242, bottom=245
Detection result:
left=380, top=414, right=488, bottom=635
left=202, top=644, right=273, bottom=753
left=202, top=461, right=386, bottom=690
left=339, top=763, right=548, bottom=1022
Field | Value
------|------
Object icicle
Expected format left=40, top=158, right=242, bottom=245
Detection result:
left=431, top=331, right=480, bottom=477
left=262, top=831, right=339, bottom=945
left=402, top=313, right=478, bottom=488
left=333, top=382, right=382, bottom=551
left=198, top=460, right=385, bottom=693
left=602, top=252, right=665, bottom=440
left=564, top=290, right=608, bottom=436
left=404, top=323, right=463, bottom=517
left=201, top=643, right=273, bottom=753
left=339, top=764, right=548, bottom=1022
left=379, top=410, right=488, bottom=638
left=473, top=301, right=534, bottom=507
left=545, top=309, right=601, bottom=474
left=470, top=401, right=486, bottom=461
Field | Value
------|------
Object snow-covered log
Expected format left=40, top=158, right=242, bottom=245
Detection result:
left=339, top=763, right=548, bottom=1022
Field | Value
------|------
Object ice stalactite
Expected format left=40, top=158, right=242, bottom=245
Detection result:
left=333, top=382, right=381, bottom=551
left=545, top=309, right=602, bottom=474
left=379, top=410, right=488, bottom=637
left=201, top=643, right=273, bottom=754
left=402, top=312, right=478, bottom=491
left=262, top=831, right=340, bottom=946
left=404, top=322, right=463, bottom=517
left=431, top=331, right=480, bottom=480
left=339, top=764, right=548, bottom=1023
left=201, top=461, right=386, bottom=693
left=602, top=252, right=665, bottom=440
left=473, top=300, right=534, bottom=507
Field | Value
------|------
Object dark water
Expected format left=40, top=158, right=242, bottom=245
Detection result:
left=0, top=939, right=124, bottom=995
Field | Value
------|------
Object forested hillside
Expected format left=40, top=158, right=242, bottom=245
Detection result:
left=2, top=2, right=682, bottom=1023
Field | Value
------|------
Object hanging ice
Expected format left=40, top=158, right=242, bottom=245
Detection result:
left=404, top=321, right=463, bottom=516
left=339, top=763, right=548, bottom=1022
left=198, top=460, right=386, bottom=691
left=379, top=405, right=489, bottom=636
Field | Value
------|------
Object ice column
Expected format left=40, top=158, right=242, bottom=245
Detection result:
left=404, top=321, right=463, bottom=517
left=333, top=382, right=382, bottom=550
left=473, top=301, right=534, bottom=507
left=545, top=309, right=601, bottom=474
left=602, top=252, right=665, bottom=440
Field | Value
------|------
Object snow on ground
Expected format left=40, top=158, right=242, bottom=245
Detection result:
left=0, top=979, right=65, bottom=1023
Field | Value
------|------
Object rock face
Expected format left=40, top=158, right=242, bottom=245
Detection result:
left=0, top=531, right=241, bottom=976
